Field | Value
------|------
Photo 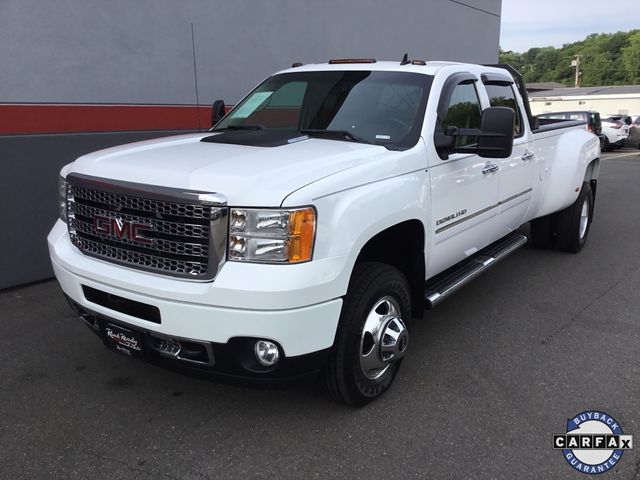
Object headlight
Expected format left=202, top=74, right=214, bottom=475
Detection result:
left=58, top=175, right=68, bottom=223
left=228, top=207, right=316, bottom=263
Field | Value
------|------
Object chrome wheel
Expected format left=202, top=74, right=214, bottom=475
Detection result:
left=359, top=296, right=409, bottom=380
left=579, top=198, right=589, bottom=239
left=322, top=262, right=412, bottom=406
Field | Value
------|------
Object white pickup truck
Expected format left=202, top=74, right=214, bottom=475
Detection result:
left=49, top=59, right=600, bottom=406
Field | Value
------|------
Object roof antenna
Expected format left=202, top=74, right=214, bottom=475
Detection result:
left=400, top=53, right=410, bottom=66
left=190, top=23, right=201, bottom=131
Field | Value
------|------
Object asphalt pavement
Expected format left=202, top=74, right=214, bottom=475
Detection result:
left=1, top=149, right=640, bottom=479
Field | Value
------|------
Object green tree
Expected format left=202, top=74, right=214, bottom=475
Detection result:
left=499, top=29, right=640, bottom=86
left=621, top=31, right=640, bottom=84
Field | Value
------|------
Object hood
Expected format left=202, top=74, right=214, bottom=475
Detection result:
left=68, top=133, right=388, bottom=205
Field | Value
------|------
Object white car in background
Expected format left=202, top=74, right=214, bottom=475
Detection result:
left=601, top=116, right=630, bottom=151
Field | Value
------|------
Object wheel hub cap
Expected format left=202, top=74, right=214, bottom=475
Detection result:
left=359, top=296, right=409, bottom=380
left=380, top=317, right=409, bottom=362
left=579, top=198, right=589, bottom=239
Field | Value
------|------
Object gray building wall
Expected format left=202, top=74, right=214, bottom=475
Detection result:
left=1, top=0, right=501, bottom=104
left=0, top=0, right=502, bottom=289
left=1, top=131, right=185, bottom=289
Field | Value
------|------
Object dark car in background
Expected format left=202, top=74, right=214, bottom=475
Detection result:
left=625, top=115, right=640, bottom=148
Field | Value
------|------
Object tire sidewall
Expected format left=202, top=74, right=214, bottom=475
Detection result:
left=575, top=185, right=593, bottom=249
left=559, top=182, right=593, bottom=252
left=341, top=265, right=411, bottom=404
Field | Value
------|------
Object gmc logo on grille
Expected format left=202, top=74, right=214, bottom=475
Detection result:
left=93, top=215, right=153, bottom=245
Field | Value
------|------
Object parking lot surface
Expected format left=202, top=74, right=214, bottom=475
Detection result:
left=1, top=149, right=640, bottom=479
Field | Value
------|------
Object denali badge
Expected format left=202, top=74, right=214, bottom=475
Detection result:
left=93, top=215, right=153, bottom=245
left=436, top=209, right=467, bottom=226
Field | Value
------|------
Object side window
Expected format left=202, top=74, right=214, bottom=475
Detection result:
left=485, top=84, right=522, bottom=137
left=441, top=82, right=482, bottom=147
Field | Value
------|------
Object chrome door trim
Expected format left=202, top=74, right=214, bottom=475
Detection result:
left=435, top=188, right=533, bottom=234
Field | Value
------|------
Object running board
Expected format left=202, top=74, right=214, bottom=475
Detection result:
left=425, top=233, right=528, bottom=309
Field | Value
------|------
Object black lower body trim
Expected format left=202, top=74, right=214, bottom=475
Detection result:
left=65, top=295, right=330, bottom=387
left=82, top=285, right=161, bottom=323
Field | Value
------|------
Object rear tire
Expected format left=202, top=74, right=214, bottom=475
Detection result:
left=530, top=213, right=558, bottom=249
left=322, top=262, right=411, bottom=407
left=556, top=182, right=593, bottom=253
left=602, top=136, right=611, bottom=152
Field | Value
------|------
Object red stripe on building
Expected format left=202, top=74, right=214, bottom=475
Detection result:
left=0, top=103, right=233, bottom=135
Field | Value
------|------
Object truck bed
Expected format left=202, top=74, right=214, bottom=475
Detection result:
left=533, top=118, right=586, bottom=134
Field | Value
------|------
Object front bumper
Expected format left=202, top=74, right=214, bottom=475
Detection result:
left=66, top=296, right=331, bottom=384
left=48, top=220, right=344, bottom=383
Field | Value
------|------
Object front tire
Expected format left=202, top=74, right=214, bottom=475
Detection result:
left=322, top=262, right=411, bottom=407
left=556, top=182, right=594, bottom=252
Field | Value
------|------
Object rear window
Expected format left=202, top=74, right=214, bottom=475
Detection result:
left=539, top=112, right=587, bottom=121
left=539, top=112, right=569, bottom=120
left=604, top=116, right=632, bottom=125
left=566, top=113, right=586, bottom=121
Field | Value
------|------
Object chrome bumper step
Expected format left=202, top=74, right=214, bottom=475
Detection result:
left=425, top=233, right=528, bottom=308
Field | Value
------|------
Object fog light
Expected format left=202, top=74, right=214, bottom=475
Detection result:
left=254, top=340, right=279, bottom=367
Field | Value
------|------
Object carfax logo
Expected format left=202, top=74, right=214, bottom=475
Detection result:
left=554, top=410, right=633, bottom=474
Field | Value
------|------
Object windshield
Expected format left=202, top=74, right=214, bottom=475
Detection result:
left=214, top=70, right=433, bottom=150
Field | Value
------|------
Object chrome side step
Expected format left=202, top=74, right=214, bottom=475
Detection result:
left=425, top=233, right=528, bottom=308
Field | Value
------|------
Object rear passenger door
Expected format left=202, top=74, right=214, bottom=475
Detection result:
left=481, top=75, right=535, bottom=231
left=427, top=73, right=501, bottom=277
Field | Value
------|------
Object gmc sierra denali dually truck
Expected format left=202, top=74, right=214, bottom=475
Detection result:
left=49, top=59, right=600, bottom=406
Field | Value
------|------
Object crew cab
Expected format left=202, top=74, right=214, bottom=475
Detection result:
left=48, top=59, right=600, bottom=406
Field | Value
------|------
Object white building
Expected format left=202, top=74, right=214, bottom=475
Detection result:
left=529, top=86, right=640, bottom=118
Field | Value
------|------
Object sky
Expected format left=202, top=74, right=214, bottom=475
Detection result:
left=500, top=0, right=640, bottom=53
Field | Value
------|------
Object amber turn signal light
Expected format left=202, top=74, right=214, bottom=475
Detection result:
left=288, top=207, right=316, bottom=263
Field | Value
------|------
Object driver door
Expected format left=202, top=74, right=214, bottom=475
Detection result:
left=427, top=75, right=501, bottom=277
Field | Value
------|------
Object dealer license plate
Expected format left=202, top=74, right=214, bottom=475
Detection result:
left=103, top=322, right=144, bottom=358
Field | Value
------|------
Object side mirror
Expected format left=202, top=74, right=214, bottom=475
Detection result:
left=477, top=107, right=515, bottom=158
left=211, top=100, right=226, bottom=127
left=434, top=106, right=515, bottom=159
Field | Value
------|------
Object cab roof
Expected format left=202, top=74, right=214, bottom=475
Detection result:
left=276, top=60, right=492, bottom=77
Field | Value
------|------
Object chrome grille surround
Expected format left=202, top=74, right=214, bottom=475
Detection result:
left=65, top=173, right=227, bottom=281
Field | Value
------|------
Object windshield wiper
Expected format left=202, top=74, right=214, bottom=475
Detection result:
left=300, top=129, right=367, bottom=144
left=213, top=124, right=266, bottom=131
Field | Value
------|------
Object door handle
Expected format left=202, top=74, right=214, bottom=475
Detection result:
left=522, top=151, right=535, bottom=162
left=482, top=163, right=499, bottom=175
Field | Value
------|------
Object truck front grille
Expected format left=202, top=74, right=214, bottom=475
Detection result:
left=65, top=173, right=227, bottom=280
